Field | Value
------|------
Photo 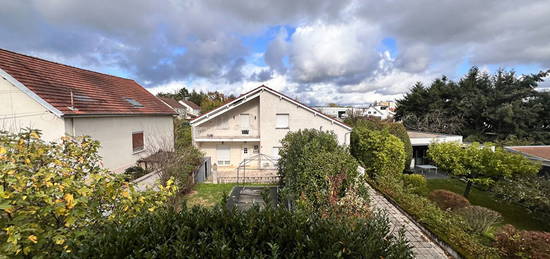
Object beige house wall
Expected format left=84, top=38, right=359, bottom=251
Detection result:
left=259, top=90, right=350, bottom=156
left=70, top=116, right=174, bottom=172
left=192, top=89, right=350, bottom=168
left=0, top=77, right=66, bottom=141
left=195, top=97, right=260, bottom=138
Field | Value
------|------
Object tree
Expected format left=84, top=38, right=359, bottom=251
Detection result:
left=396, top=67, right=550, bottom=144
left=427, top=142, right=540, bottom=197
left=345, top=118, right=412, bottom=171
left=350, top=127, right=405, bottom=181
left=0, top=129, right=176, bottom=256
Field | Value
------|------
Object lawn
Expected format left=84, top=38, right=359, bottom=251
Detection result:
left=184, top=183, right=275, bottom=207
left=427, top=178, right=550, bottom=232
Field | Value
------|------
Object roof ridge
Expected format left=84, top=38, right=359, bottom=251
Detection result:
left=0, top=48, right=133, bottom=81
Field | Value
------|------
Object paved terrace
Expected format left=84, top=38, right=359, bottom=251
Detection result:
left=367, top=185, right=450, bottom=258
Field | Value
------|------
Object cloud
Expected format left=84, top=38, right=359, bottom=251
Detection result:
left=0, top=0, right=549, bottom=105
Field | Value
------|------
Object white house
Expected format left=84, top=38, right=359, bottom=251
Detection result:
left=0, top=48, right=176, bottom=172
left=365, top=105, right=395, bottom=120
left=158, top=96, right=188, bottom=119
left=190, top=85, right=351, bottom=177
left=407, top=131, right=463, bottom=168
left=179, top=99, right=201, bottom=119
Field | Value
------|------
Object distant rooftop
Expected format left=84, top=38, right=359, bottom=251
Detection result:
left=407, top=131, right=461, bottom=139
left=505, top=146, right=550, bottom=162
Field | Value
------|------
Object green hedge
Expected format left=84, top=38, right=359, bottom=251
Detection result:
left=71, top=205, right=413, bottom=258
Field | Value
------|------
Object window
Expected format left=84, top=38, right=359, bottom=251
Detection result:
left=253, top=145, right=259, bottom=154
left=125, top=98, right=144, bottom=108
left=276, top=114, right=289, bottom=129
left=240, top=114, right=250, bottom=130
left=243, top=147, right=248, bottom=154
left=217, top=145, right=230, bottom=165
left=132, top=132, right=144, bottom=152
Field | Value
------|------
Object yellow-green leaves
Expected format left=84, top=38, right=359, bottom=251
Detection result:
left=0, top=129, right=177, bottom=257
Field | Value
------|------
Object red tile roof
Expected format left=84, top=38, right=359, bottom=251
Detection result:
left=507, top=146, right=550, bottom=161
left=181, top=99, right=200, bottom=110
left=0, top=48, right=176, bottom=116
left=158, top=96, right=185, bottom=109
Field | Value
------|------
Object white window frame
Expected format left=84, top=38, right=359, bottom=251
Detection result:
left=276, top=113, right=289, bottom=129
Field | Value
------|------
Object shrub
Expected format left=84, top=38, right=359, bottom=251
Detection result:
left=373, top=179, right=497, bottom=258
left=402, top=174, right=428, bottom=196
left=428, top=189, right=470, bottom=210
left=279, top=129, right=360, bottom=212
left=124, top=165, right=148, bottom=180
left=174, top=118, right=192, bottom=149
left=346, top=118, right=413, bottom=171
left=73, top=205, right=413, bottom=258
left=350, top=127, right=405, bottom=181
left=157, top=146, right=204, bottom=193
left=455, top=206, right=502, bottom=234
left=494, top=225, right=550, bottom=259
left=0, top=129, right=177, bottom=257
left=493, top=175, right=550, bottom=218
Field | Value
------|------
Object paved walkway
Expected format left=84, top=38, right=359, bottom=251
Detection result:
left=367, top=185, right=449, bottom=258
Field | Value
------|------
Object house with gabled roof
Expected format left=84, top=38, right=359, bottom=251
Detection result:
left=158, top=96, right=187, bottom=119
left=0, top=48, right=176, bottom=172
left=190, top=85, right=351, bottom=178
left=179, top=99, right=201, bottom=118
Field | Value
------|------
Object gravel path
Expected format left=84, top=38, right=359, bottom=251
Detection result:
left=367, top=185, right=450, bottom=258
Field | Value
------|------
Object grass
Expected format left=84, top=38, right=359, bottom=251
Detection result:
left=184, top=183, right=275, bottom=207
left=427, top=178, right=550, bottom=232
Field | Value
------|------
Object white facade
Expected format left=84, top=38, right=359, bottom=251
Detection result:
left=179, top=100, right=201, bottom=117
left=191, top=86, right=351, bottom=170
left=0, top=74, right=174, bottom=172
left=365, top=106, right=395, bottom=120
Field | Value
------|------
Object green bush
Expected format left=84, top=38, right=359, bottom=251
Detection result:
left=402, top=174, right=428, bottom=195
left=494, top=224, right=550, bottom=259
left=174, top=119, right=192, bottom=149
left=346, top=118, right=413, bottom=171
left=124, top=165, right=148, bottom=180
left=157, top=146, right=204, bottom=193
left=373, top=180, right=497, bottom=258
left=455, top=206, right=502, bottom=234
left=0, top=129, right=176, bottom=257
left=73, top=205, right=413, bottom=258
left=350, top=127, right=405, bottom=181
left=428, top=189, right=470, bottom=211
left=493, top=175, right=550, bottom=218
left=279, top=129, right=360, bottom=211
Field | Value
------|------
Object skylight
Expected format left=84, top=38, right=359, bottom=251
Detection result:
left=125, top=98, right=144, bottom=108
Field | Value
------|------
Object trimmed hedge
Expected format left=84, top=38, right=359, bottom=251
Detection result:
left=72, top=205, right=414, bottom=258
left=429, top=189, right=470, bottom=211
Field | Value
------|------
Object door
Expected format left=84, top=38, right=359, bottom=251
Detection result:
left=242, top=144, right=251, bottom=160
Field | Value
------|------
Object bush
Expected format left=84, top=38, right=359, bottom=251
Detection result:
left=494, top=224, right=550, bottom=259
left=350, top=127, right=405, bottom=181
left=279, top=129, right=361, bottom=212
left=0, top=129, right=177, bottom=257
left=157, top=146, right=204, bottom=193
left=455, top=206, right=502, bottom=234
left=428, top=189, right=470, bottom=210
left=493, top=175, right=550, bottom=218
left=124, top=165, right=148, bottom=180
left=174, top=118, right=192, bottom=149
left=373, top=179, right=497, bottom=258
left=402, top=174, right=428, bottom=196
left=73, top=205, right=413, bottom=258
left=346, top=118, right=413, bottom=171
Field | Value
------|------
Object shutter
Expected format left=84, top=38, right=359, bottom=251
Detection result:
left=240, top=114, right=250, bottom=130
left=132, top=132, right=144, bottom=152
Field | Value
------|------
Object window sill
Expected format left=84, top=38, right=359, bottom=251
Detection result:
left=275, top=127, right=289, bottom=130
left=133, top=149, right=146, bottom=155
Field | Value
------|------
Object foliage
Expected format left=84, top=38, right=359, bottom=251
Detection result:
left=278, top=129, right=362, bottom=213
left=123, top=166, right=148, bottom=181
left=402, top=174, right=428, bottom=196
left=174, top=118, right=192, bottom=149
left=350, top=127, right=405, bottom=181
left=157, top=87, right=235, bottom=113
left=455, top=206, right=502, bottom=234
left=428, top=189, right=470, bottom=211
left=427, top=142, right=541, bottom=197
left=493, top=175, right=550, bottom=218
left=73, top=205, right=413, bottom=258
left=345, top=118, right=413, bottom=170
left=396, top=67, right=550, bottom=144
left=494, top=224, right=550, bottom=259
left=156, top=146, right=204, bottom=194
left=0, top=129, right=177, bottom=257
left=372, top=178, right=497, bottom=258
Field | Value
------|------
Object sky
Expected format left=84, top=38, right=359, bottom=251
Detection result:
left=1, top=0, right=549, bottom=106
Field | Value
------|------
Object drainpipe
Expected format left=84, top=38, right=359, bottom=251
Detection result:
left=344, top=131, right=351, bottom=146
left=71, top=117, right=76, bottom=137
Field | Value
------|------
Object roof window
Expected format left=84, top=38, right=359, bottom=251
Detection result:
left=125, top=98, right=144, bottom=108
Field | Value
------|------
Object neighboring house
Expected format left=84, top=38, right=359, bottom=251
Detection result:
left=504, top=145, right=550, bottom=176
left=314, top=106, right=367, bottom=120
left=158, top=96, right=187, bottom=118
left=365, top=105, right=395, bottom=120
left=407, top=131, right=463, bottom=169
left=190, top=85, right=351, bottom=174
left=0, top=49, right=176, bottom=172
left=179, top=99, right=201, bottom=119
